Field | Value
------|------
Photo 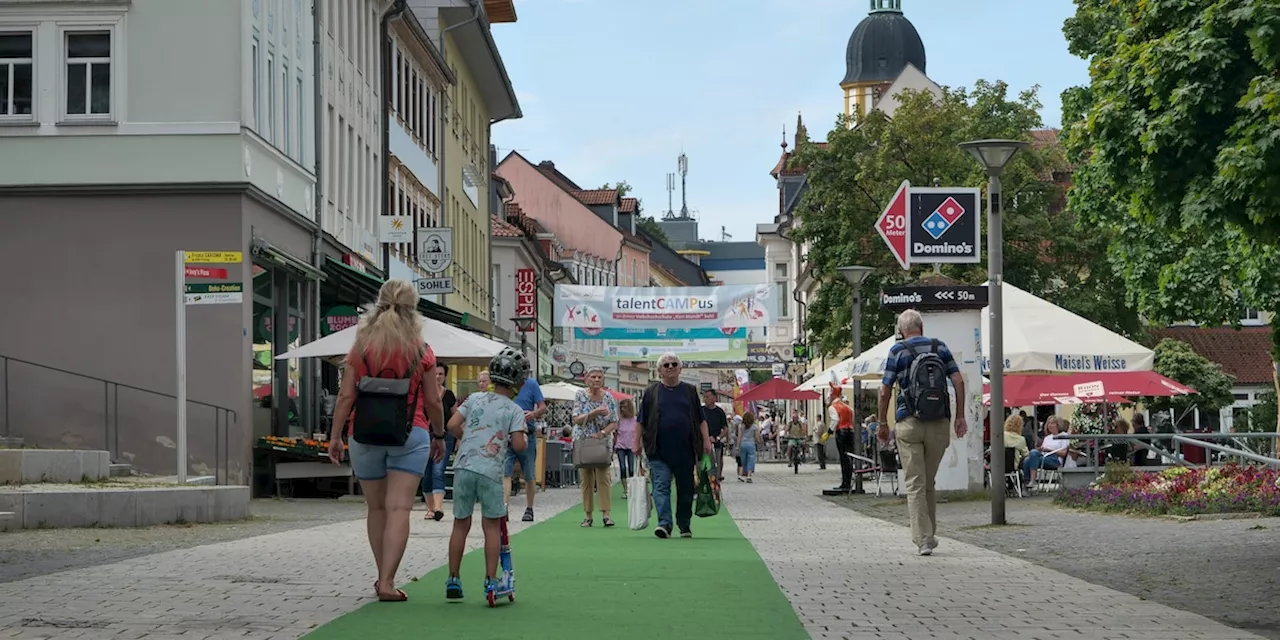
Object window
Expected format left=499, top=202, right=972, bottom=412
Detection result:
left=774, top=263, right=788, bottom=279
left=0, top=31, right=34, bottom=118
left=282, top=61, right=291, bottom=154
left=1242, top=308, right=1263, bottom=325
left=295, top=76, right=304, bottom=159
left=266, top=51, right=276, bottom=142
left=64, top=31, right=112, bottom=118
left=252, top=37, right=261, bottom=128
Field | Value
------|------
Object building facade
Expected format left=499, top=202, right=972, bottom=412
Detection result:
left=0, top=0, right=325, bottom=484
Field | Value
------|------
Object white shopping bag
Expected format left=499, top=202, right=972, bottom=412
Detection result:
left=627, top=475, right=649, bottom=530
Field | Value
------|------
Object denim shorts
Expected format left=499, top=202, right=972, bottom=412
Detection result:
left=348, top=426, right=431, bottom=481
left=503, top=434, right=537, bottom=481
left=452, top=469, right=507, bottom=519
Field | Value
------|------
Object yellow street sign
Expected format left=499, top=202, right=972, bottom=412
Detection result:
left=184, top=251, right=243, bottom=264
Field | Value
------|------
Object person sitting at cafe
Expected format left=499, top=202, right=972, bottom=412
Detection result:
left=1022, top=416, right=1070, bottom=481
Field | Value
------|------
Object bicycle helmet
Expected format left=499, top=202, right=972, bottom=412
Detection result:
left=488, top=347, right=530, bottom=389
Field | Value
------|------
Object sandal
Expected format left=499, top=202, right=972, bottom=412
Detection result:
left=581, top=518, right=593, bottom=527
left=378, top=589, right=408, bottom=602
left=602, top=516, right=615, bottom=528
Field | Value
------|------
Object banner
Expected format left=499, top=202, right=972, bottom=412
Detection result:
left=682, top=343, right=785, bottom=369
left=555, top=285, right=775, bottom=333
left=577, top=327, right=749, bottom=362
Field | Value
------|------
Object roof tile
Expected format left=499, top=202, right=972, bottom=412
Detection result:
left=491, top=214, right=523, bottom=238
left=620, top=197, right=638, bottom=214
left=1149, top=326, right=1275, bottom=385
left=571, top=189, right=619, bottom=206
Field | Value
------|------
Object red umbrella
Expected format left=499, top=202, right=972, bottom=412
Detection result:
left=253, top=384, right=299, bottom=399
left=608, top=389, right=632, bottom=401
left=735, top=378, right=820, bottom=403
left=983, top=371, right=1196, bottom=407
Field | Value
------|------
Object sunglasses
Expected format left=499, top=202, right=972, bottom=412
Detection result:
left=661, top=362, right=681, bottom=369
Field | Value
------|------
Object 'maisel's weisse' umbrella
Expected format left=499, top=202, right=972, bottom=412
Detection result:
left=981, top=371, right=1197, bottom=407
left=275, top=316, right=506, bottom=366
left=735, top=378, right=820, bottom=403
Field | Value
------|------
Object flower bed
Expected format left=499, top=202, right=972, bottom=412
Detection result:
left=1055, top=464, right=1280, bottom=516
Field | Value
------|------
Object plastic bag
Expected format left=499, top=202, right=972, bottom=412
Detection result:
left=627, top=475, right=649, bottom=530
left=694, top=454, right=721, bottom=518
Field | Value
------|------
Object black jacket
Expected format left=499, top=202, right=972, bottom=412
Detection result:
left=639, top=380, right=703, bottom=460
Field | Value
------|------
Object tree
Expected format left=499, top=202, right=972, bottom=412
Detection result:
left=1149, top=339, right=1235, bottom=428
left=637, top=217, right=669, bottom=244
left=1062, top=0, right=1280, bottom=431
left=789, top=81, right=1138, bottom=357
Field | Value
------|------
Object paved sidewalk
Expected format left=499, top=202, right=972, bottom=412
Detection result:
left=730, top=466, right=1263, bottom=640
left=0, top=488, right=580, bottom=639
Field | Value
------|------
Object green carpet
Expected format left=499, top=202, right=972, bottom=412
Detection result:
left=306, top=484, right=807, bottom=639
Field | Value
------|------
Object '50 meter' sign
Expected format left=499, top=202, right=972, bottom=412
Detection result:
left=876, top=181, right=981, bottom=269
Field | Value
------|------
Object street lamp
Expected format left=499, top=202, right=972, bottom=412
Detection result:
left=511, top=316, right=536, bottom=372
left=958, top=139, right=1029, bottom=526
left=838, top=265, right=875, bottom=493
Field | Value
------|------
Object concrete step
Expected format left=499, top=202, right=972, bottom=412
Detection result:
left=0, top=449, right=110, bottom=483
left=0, top=511, right=14, bottom=520
left=109, top=463, right=132, bottom=478
left=0, top=485, right=249, bottom=530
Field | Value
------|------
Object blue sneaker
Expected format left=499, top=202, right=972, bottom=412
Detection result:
left=445, top=576, right=464, bottom=600
left=484, top=576, right=500, bottom=596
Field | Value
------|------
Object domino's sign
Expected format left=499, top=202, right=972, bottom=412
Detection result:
left=907, top=188, right=981, bottom=264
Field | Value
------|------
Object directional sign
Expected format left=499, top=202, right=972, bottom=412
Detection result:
left=875, top=180, right=911, bottom=270
left=415, top=277, right=455, bottom=295
left=907, top=188, right=981, bottom=264
left=184, top=251, right=242, bottom=264
left=879, top=285, right=988, bottom=312
left=184, top=282, right=244, bottom=294
left=184, top=292, right=243, bottom=305
left=184, top=266, right=229, bottom=279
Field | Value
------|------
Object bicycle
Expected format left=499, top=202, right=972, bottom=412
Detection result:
left=786, top=437, right=806, bottom=474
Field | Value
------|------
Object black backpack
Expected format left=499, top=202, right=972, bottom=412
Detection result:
left=351, top=348, right=423, bottom=447
left=902, top=339, right=950, bottom=421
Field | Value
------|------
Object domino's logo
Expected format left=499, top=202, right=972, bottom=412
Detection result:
left=921, top=196, right=966, bottom=240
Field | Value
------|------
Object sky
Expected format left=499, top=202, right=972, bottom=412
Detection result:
left=492, top=0, right=1090, bottom=244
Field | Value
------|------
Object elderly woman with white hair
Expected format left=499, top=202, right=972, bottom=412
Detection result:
left=571, top=364, right=619, bottom=527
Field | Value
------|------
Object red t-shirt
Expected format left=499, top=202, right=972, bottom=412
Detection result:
left=831, top=400, right=854, bottom=430
left=346, top=344, right=437, bottom=436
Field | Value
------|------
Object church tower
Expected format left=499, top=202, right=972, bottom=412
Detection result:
left=841, top=0, right=927, bottom=122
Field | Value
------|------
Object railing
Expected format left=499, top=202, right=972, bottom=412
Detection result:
left=1059, top=432, right=1280, bottom=475
left=0, top=354, right=237, bottom=484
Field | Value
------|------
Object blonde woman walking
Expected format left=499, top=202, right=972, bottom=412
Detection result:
left=327, top=279, right=445, bottom=602
left=571, top=365, right=619, bottom=527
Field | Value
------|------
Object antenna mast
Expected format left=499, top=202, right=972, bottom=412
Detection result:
left=664, top=172, right=676, bottom=220
left=678, top=152, right=689, bottom=219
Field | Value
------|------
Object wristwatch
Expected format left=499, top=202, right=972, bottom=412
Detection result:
left=431, top=430, right=446, bottom=440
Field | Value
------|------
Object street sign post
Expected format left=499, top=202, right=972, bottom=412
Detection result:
left=878, top=284, right=989, bottom=312
left=875, top=180, right=911, bottom=270
left=907, top=187, right=981, bottom=264
left=176, top=250, right=241, bottom=483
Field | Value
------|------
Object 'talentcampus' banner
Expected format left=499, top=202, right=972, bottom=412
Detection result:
left=555, top=285, right=775, bottom=333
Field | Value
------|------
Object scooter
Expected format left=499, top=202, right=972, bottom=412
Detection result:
left=487, top=516, right=516, bottom=607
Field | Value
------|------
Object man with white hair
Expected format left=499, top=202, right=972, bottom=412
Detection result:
left=635, top=352, right=712, bottom=539
left=877, top=309, right=968, bottom=556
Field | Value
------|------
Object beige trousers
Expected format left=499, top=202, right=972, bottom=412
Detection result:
left=580, top=466, right=612, bottom=515
left=895, top=416, right=952, bottom=547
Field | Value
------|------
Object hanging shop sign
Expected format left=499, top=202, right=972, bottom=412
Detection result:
left=322, top=305, right=360, bottom=336
left=515, top=268, right=537, bottom=330
left=417, top=227, right=453, bottom=273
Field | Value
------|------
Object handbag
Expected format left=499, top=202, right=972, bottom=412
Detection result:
left=694, top=454, right=721, bottom=518
left=572, top=436, right=612, bottom=469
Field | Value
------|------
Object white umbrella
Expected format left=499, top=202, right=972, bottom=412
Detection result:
left=795, top=336, right=897, bottom=391
left=541, top=381, right=584, bottom=402
left=275, top=315, right=506, bottom=366
left=980, top=282, right=1154, bottom=373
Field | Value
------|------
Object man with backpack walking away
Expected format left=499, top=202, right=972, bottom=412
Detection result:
left=877, top=309, right=968, bottom=556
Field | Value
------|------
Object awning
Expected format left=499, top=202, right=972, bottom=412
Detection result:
left=322, top=257, right=466, bottom=327
left=257, top=242, right=326, bottom=280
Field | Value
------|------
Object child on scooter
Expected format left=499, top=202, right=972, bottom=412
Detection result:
left=444, top=347, right=529, bottom=602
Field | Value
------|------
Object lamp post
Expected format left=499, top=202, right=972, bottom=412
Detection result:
left=958, top=139, right=1029, bottom=526
left=511, top=316, right=536, bottom=373
left=838, top=265, right=875, bottom=493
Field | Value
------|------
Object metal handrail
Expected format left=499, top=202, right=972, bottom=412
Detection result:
left=1057, top=432, right=1280, bottom=475
left=1, top=354, right=237, bottom=484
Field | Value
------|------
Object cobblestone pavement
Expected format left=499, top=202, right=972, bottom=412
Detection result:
left=0, top=487, right=580, bottom=639
left=814, top=475, right=1280, bottom=640
left=730, top=465, right=1265, bottom=640
left=0, top=499, right=370, bottom=583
